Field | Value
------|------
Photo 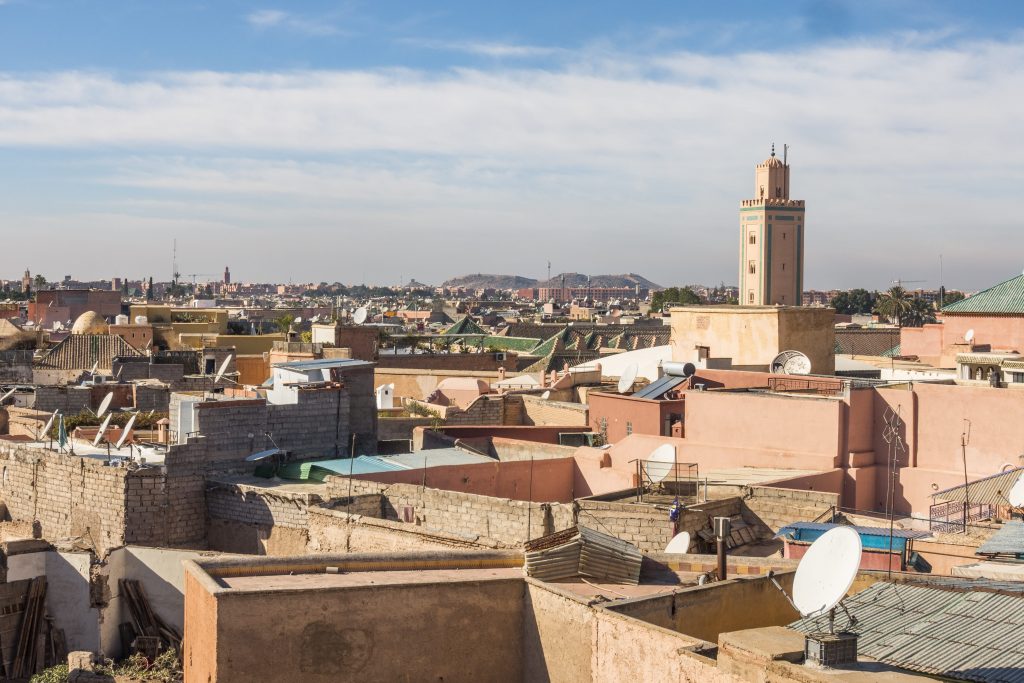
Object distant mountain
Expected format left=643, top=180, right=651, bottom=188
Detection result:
left=441, top=273, right=539, bottom=290
left=536, top=272, right=662, bottom=290
left=441, top=272, right=662, bottom=291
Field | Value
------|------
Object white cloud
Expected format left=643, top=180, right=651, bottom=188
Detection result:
left=246, top=8, right=341, bottom=36
left=0, top=36, right=1022, bottom=287
left=401, top=38, right=563, bottom=58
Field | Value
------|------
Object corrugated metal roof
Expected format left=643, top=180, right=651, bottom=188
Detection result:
left=790, top=579, right=1024, bottom=682
left=775, top=522, right=930, bottom=540
left=632, top=374, right=686, bottom=400
left=933, top=468, right=1024, bottom=506
left=578, top=526, right=642, bottom=585
left=977, top=521, right=1024, bottom=559
left=943, top=273, right=1024, bottom=315
left=35, top=334, right=142, bottom=370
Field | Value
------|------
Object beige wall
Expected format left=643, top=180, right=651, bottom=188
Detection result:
left=669, top=306, right=834, bottom=373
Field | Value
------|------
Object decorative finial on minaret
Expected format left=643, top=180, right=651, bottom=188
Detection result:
left=771, top=143, right=776, bottom=157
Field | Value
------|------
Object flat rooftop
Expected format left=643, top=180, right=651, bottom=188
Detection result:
left=218, top=567, right=522, bottom=591
left=703, top=467, right=823, bottom=486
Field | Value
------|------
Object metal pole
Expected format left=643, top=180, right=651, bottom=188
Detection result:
left=717, top=538, right=727, bottom=581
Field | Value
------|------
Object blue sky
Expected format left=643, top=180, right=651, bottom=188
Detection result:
left=1, top=1, right=1023, bottom=289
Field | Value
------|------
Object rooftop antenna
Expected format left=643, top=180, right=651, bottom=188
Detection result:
left=0, top=387, right=16, bottom=405
left=960, top=419, right=972, bottom=534
left=617, top=363, right=639, bottom=394
left=881, top=405, right=906, bottom=576
left=783, top=143, right=789, bottom=198
left=353, top=307, right=368, bottom=325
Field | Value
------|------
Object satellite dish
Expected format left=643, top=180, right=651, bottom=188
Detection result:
left=115, top=366, right=124, bottom=381
left=664, top=531, right=691, bottom=554
left=792, top=526, right=862, bottom=618
left=294, top=316, right=303, bottom=324
left=214, top=354, right=234, bottom=383
left=245, top=448, right=281, bottom=462
left=115, top=414, right=136, bottom=449
left=0, top=388, right=15, bottom=404
left=96, top=392, right=114, bottom=418
left=965, top=328, right=975, bottom=343
left=92, top=413, right=113, bottom=447
left=770, top=350, right=812, bottom=375
left=1007, top=474, right=1024, bottom=507
left=617, top=363, right=639, bottom=394
left=644, top=443, right=676, bottom=483
left=353, top=307, right=368, bottom=325
left=541, top=390, right=551, bottom=400
left=40, top=410, right=59, bottom=438
left=90, top=361, right=98, bottom=376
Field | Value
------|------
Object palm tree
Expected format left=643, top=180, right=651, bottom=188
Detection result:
left=874, top=286, right=913, bottom=328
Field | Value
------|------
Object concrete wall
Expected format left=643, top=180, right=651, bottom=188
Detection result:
left=375, top=367, right=502, bottom=402
left=520, top=394, right=589, bottom=426
left=6, top=549, right=98, bottom=653
left=522, top=582, right=596, bottom=683
left=588, top=391, right=684, bottom=443
left=206, top=480, right=319, bottom=555
left=743, top=483, right=840, bottom=532
left=187, top=572, right=525, bottom=683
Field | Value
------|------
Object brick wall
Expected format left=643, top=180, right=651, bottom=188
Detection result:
left=134, top=384, right=170, bottom=413
left=379, top=417, right=435, bottom=442
left=206, top=479, right=321, bottom=529
left=0, top=350, right=34, bottom=382
left=521, top=395, right=589, bottom=426
left=33, top=386, right=92, bottom=415
left=743, top=486, right=838, bottom=532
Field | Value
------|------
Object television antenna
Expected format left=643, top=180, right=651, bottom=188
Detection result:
left=96, top=392, right=114, bottom=418
left=617, top=363, right=639, bottom=394
left=771, top=350, right=812, bottom=375
left=643, top=443, right=676, bottom=484
left=664, top=531, right=691, bottom=554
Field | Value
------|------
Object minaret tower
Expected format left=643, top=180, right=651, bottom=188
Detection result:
left=738, top=144, right=805, bottom=306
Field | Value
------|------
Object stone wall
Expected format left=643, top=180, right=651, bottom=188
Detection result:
left=323, top=478, right=575, bottom=546
left=576, top=496, right=744, bottom=554
left=0, top=350, right=33, bottom=382
left=521, top=394, right=589, bottom=426
left=134, top=383, right=170, bottom=413
left=743, top=486, right=838, bottom=532
left=204, top=478, right=322, bottom=555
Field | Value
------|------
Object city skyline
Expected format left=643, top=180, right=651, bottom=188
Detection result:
left=1, top=1, right=1023, bottom=289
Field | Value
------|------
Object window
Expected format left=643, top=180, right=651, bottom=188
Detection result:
left=783, top=232, right=787, bottom=239
left=626, top=421, right=633, bottom=436
left=748, top=261, right=756, bottom=274
left=748, top=290, right=755, bottom=303
left=748, top=232, right=756, bottom=245
left=781, top=263, right=786, bottom=271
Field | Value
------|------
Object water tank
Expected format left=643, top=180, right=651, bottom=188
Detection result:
left=115, top=314, right=129, bottom=326
left=134, top=316, right=148, bottom=325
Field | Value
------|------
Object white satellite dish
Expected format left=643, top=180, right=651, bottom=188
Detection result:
left=792, top=526, right=862, bottom=618
left=644, top=443, right=676, bottom=483
left=96, top=392, right=114, bottom=418
left=294, top=316, right=303, bottom=324
left=770, top=350, right=812, bottom=375
left=214, top=354, right=234, bottom=383
left=115, top=414, right=136, bottom=449
left=664, top=531, right=691, bottom=554
left=245, top=448, right=281, bottom=462
left=1007, top=474, right=1024, bottom=507
left=92, top=413, right=113, bottom=447
left=40, top=410, right=59, bottom=439
left=617, top=363, right=639, bottom=394
left=0, top=388, right=15, bottom=404
left=89, top=361, right=98, bottom=376
left=353, top=307, right=368, bottom=325
left=965, top=328, right=975, bottom=343
left=540, top=390, right=551, bottom=400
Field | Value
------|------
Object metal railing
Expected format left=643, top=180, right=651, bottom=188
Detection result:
left=928, top=500, right=994, bottom=533
left=632, top=459, right=700, bottom=504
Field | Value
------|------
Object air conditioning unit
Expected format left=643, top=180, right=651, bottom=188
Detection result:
left=93, top=376, right=105, bottom=385
left=495, top=352, right=507, bottom=361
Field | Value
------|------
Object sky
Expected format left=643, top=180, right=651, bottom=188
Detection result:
left=1, top=1, right=1023, bottom=290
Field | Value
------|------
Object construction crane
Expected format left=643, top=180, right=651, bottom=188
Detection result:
left=892, top=279, right=926, bottom=289
left=186, top=273, right=215, bottom=287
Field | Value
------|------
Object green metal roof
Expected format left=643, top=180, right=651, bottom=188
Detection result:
left=443, top=316, right=486, bottom=336
left=942, top=273, right=1024, bottom=315
left=481, top=335, right=541, bottom=352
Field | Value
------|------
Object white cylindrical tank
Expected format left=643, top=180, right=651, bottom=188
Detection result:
left=134, top=316, right=148, bottom=325
left=115, top=314, right=129, bottom=326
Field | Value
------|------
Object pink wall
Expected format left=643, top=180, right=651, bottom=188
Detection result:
left=587, top=392, right=683, bottom=444
left=350, top=457, right=577, bottom=503
left=431, top=425, right=591, bottom=444
left=681, top=390, right=843, bottom=470
left=785, top=541, right=901, bottom=571
left=766, top=469, right=844, bottom=495
left=901, top=314, right=1024, bottom=365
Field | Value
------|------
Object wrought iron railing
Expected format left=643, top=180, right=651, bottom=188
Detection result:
left=929, top=500, right=994, bottom=533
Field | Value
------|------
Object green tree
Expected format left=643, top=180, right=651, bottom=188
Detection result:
left=32, top=274, right=46, bottom=290
left=275, top=314, right=295, bottom=333
left=830, top=288, right=876, bottom=314
left=940, top=290, right=966, bottom=308
left=651, top=287, right=701, bottom=312
left=904, top=298, right=937, bottom=327
left=874, top=287, right=913, bottom=327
